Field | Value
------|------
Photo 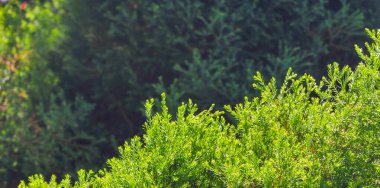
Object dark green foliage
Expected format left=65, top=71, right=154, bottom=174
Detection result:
left=20, top=29, right=380, bottom=187
left=51, top=0, right=380, bottom=141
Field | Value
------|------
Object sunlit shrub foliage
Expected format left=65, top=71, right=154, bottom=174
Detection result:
left=19, top=29, right=380, bottom=187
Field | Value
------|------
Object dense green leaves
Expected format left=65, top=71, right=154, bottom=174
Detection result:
left=20, top=29, right=380, bottom=187
left=1, top=0, right=380, bottom=187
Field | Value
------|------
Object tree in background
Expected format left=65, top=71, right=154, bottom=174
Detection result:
left=52, top=0, right=380, bottom=138
left=0, top=1, right=109, bottom=186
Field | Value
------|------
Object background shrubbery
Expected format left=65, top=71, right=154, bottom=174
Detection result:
left=0, top=0, right=380, bottom=186
left=51, top=0, right=380, bottom=139
left=0, top=1, right=109, bottom=186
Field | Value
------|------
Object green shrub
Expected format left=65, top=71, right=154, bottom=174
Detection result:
left=19, top=29, right=380, bottom=187
left=35, top=1, right=380, bottom=182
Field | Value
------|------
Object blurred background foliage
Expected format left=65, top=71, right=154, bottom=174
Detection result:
left=0, top=0, right=379, bottom=186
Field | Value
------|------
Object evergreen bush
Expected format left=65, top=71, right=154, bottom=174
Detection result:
left=19, top=29, right=380, bottom=187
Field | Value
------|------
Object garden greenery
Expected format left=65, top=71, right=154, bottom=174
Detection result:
left=19, top=29, right=380, bottom=187
left=1, top=0, right=380, bottom=186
